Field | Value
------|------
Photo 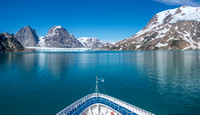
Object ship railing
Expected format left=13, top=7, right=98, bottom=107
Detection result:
left=57, top=93, right=154, bottom=115
left=57, top=93, right=96, bottom=115
left=98, top=93, right=154, bottom=115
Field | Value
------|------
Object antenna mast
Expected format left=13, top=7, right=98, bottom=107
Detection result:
left=95, top=76, right=99, bottom=94
left=95, top=76, right=104, bottom=97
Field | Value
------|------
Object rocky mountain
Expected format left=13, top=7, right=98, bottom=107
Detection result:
left=0, top=33, right=25, bottom=52
left=105, top=6, right=200, bottom=50
left=14, top=26, right=39, bottom=47
left=39, top=26, right=83, bottom=48
left=78, top=37, right=111, bottom=49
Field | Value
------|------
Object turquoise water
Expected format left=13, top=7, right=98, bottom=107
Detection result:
left=0, top=51, right=200, bottom=115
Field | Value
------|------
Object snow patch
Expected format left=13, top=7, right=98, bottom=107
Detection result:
left=136, top=45, right=141, bottom=49
left=47, top=26, right=63, bottom=37
left=156, top=8, right=177, bottom=25
left=38, top=36, right=45, bottom=47
left=78, top=37, right=98, bottom=47
left=54, top=26, right=62, bottom=30
left=170, top=6, right=200, bottom=23
left=156, top=42, right=168, bottom=47
left=159, top=27, right=169, bottom=33
left=156, top=6, right=200, bottom=24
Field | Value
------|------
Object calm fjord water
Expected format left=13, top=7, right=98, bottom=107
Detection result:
left=0, top=51, right=200, bottom=115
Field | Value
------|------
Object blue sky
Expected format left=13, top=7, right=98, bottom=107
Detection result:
left=0, top=0, right=200, bottom=42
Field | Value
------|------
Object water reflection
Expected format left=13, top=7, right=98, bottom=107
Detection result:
left=0, top=51, right=200, bottom=115
left=132, top=51, right=200, bottom=114
left=1, top=53, right=74, bottom=81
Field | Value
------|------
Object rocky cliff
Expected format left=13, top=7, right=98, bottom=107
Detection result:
left=0, top=33, right=25, bottom=52
left=14, top=26, right=39, bottom=47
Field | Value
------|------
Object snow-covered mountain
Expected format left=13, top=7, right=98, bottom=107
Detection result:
left=78, top=37, right=111, bottom=49
left=39, top=26, right=83, bottom=48
left=105, top=6, right=200, bottom=50
left=14, top=26, right=39, bottom=47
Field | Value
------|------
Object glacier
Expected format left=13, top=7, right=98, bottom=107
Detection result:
left=26, top=47, right=91, bottom=52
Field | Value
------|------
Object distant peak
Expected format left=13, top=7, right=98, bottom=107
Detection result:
left=48, top=25, right=66, bottom=32
left=47, top=25, right=69, bottom=36
left=24, top=26, right=31, bottom=29
left=16, top=26, right=35, bottom=34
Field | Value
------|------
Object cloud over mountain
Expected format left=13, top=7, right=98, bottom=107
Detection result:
left=155, top=0, right=200, bottom=6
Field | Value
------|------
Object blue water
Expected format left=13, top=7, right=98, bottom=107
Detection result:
left=0, top=51, right=200, bottom=115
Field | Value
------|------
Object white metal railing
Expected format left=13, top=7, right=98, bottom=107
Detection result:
left=57, top=93, right=154, bottom=115
left=57, top=93, right=95, bottom=115
left=99, top=93, right=154, bottom=115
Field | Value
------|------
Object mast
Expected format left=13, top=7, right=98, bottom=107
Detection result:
left=95, top=76, right=99, bottom=97
left=95, top=76, right=100, bottom=115
left=95, top=76, right=98, bottom=93
left=95, top=76, right=104, bottom=97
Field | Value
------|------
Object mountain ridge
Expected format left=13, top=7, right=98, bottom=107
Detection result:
left=104, top=6, right=200, bottom=50
left=40, top=26, right=83, bottom=48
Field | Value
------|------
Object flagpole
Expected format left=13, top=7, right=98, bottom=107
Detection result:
left=95, top=76, right=104, bottom=97
left=95, top=76, right=99, bottom=97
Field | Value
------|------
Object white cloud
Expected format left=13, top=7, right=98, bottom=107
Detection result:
left=155, top=0, right=200, bottom=7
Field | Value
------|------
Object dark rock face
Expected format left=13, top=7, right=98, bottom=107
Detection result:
left=0, top=33, right=25, bottom=52
left=14, top=26, right=39, bottom=47
left=143, top=32, right=158, bottom=42
left=42, top=26, right=83, bottom=48
left=170, top=40, right=190, bottom=50
left=105, top=6, right=200, bottom=51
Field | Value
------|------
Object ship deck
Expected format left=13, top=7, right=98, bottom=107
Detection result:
left=57, top=93, right=154, bottom=115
